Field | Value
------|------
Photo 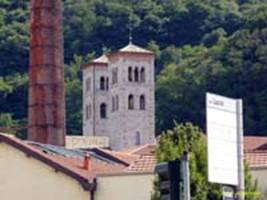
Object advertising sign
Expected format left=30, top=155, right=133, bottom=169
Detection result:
left=206, top=93, right=242, bottom=186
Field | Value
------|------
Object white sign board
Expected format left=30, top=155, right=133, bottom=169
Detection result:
left=66, top=136, right=109, bottom=149
left=207, top=93, right=242, bottom=186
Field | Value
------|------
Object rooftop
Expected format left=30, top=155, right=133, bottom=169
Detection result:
left=92, top=54, right=109, bottom=64
left=119, top=42, right=153, bottom=54
left=244, top=136, right=267, bottom=152
left=0, top=134, right=156, bottom=191
left=243, top=135, right=267, bottom=169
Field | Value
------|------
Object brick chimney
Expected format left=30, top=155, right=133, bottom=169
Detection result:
left=84, top=153, right=92, bottom=172
left=28, top=0, right=65, bottom=146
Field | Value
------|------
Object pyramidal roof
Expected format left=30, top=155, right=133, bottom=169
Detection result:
left=119, top=42, right=153, bottom=54
left=92, top=54, right=109, bottom=64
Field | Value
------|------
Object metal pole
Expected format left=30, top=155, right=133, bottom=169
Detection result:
left=183, top=152, right=190, bottom=200
left=236, top=100, right=245, bottom=200
left=93, top=64, right=96, bottom=136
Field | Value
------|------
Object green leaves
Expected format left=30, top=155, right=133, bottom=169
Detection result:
left=155, top=123, right=221, bottom=200
left=155, top=123, right=260, bottom=200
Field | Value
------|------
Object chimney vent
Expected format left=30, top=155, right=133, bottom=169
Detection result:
left=84, top=153, right=92, bottom=171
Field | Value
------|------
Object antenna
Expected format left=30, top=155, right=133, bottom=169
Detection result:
left=102, top=45, right=107, bottom=54
left=129, top=25, right=133, bottom=44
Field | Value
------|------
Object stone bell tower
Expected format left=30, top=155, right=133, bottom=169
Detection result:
left=83, top=43, right=155, bottom=150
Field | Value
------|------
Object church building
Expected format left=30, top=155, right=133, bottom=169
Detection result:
left=83, top=42, right=155, bottom=150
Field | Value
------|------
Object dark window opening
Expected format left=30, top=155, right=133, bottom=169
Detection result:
left=140, top=95, right=145, bottom=110
left=128, top=67, right=133, bottom=82
left=100, top=103, right=107, bottom=119
left=100, top=77, right=105, bottom=90
left=140, top=68, right=145, bottom=83
left=134, top=67, right=139, bottom=82
left=128, top=95, right=134, bottom=110
left=136, top=132, right=141, bottom=145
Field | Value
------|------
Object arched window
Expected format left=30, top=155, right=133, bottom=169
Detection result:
left=100, top=103, right=107, bottom=119
left=112, top=96, right=115, bottom=112
left=134, top=67, right=139, bottom=82
left=112, top=68, right=118, bottom=84
left=100, top=77, right=105, bottom=90
left=106, top=77, right=109, bottom=90
left=136, top=132, right=141, bottom=145
left=86, top=104, right=91, bottom=120
left=140, top=67, right=145, bottom=82
left=128, top=94, right=134, bottom=110
left=116, top=95, right=119, bottom=111
left=86, top=77, right=91, bottom=92
left=128, top=67, right=133, bottom=82
left=140, top=95, right=145, bottom=110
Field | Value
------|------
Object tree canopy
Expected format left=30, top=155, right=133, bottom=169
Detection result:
left=153, top=123, right=261, bottom=200
left=0, top=0, right=267, bottom=136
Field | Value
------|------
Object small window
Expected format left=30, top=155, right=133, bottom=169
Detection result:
left=128, top=94, right=134, bottom=110
left=86, top=77, right=91, bottom=92
left=112, top=68, right=118, bottom=84
left=100, top=103, right=107, bottom=119
left=106, top=77, right=109, bottom=90
left=140, top=95, right=145, bottom=110
left=100, top=77, right=105, bottom=90
left=134, top=67, right=139, bottom=82
left=86, top=104, right=91, bottom=120
left=136, top=132, right=141, bottom=145
left=112, top=96, right=115, bottom=112
left=116, top=95, right=119, bottom=111
left=128, top=67, right=133, bottom=82
left=140, top=68, right=145, bottom=83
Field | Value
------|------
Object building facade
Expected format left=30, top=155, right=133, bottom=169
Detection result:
left=83, top=43, right=155, bottom=150
left=0, top=134, right=155, bottom=200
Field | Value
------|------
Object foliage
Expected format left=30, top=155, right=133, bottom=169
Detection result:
left=65, top=55, right=84, bottom=135
left=1, top=0, right=267, bottom=135
left=156, top=27, right=267, bottom=134
left=153, top=123, right=260, bottom=200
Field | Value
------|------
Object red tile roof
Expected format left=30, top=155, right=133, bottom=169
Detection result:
left=244, top=136, right=267, bottom=152
left=243, top=136, right=267, bottom=169
left=130, top=144, right=156, bottom=156
left=245, top=151, right=267, bottom=169
left=128, top=155, right=156, bottom=172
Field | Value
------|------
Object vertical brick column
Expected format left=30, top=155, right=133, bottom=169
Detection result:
left=28, top=0, right=65, bottom=146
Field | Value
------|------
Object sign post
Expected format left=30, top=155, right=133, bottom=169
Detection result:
left=222, top=186, right=234, bottom=200
left=182, top=152, right=190, bottom=200
left=206, top=93, right=244, bottom=200
left=236, top=100, right=245, bottom=200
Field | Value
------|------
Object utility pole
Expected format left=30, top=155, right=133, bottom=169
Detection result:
left=28, top=0, right=65, bottom=146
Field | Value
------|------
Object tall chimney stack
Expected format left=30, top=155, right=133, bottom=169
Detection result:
left=28, top=0, right=65, bottom=146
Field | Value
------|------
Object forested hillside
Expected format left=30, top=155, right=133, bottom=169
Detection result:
left=1, top=0, right=267, bottom=136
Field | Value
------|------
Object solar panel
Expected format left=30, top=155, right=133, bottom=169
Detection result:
left=27, top=141, right=119, bottom=165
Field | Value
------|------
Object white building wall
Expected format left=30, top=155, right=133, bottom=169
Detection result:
left=0, top=143, right=89, bottom=200
left=95, top=173, right=155, bottom=200
left=250, top=168, right=267, bottom=199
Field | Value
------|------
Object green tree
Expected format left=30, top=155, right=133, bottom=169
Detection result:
left=65, top=55, right=84, bottom=135
left=153, top=123, right=260, bottom=200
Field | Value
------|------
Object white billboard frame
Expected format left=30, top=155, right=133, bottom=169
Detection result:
left=206, top=92, right=244, bottom=189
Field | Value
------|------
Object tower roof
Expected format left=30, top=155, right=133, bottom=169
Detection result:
left=92, top=54, right=109, bottom=64
left=119, top=43, right=153, bottom=54
left=84, top=54, right=109, bottom=68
